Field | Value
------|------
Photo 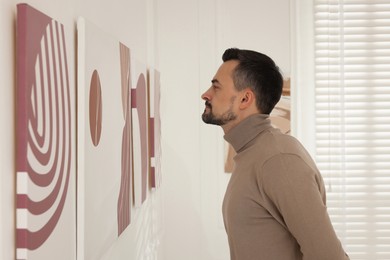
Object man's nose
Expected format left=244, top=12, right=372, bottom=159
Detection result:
left=201, top=89, right=211, bottom=101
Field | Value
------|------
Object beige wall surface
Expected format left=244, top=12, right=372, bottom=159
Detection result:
left=157, top=0, right=290, bottom=259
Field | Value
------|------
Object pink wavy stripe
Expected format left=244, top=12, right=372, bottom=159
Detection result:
left=156, top=71, right=162, bottom=187
left=149, top=118, right=155, bottom=187
left=22, top=22, right=64, bottom=217
left=150, top=70, right=162, bottom=188
left=119, top=43, right=131, bottom=118
left=28, top=51, right=47, bottom=150
left=149, top=118, right=155, bottom=158
left=16, top=3, right=51, bottom=172
left=16, top=4, right=72, bottom=251
left=117, top=43, right=132, bottom=236
left=132, top=74, right=148, bottom=203
left=118, top=118, right=132, bottom=236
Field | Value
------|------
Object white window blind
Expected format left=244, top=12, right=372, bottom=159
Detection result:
left=314, top=0, right=390, bottom=259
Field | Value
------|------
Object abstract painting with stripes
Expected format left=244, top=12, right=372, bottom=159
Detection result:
left=77, top=17, right=140, bottom=260
left=16, top=4, right=76, bottom=260
left=131, top=59, right=149, bottom=208
left=148, top=69, right=162, bottom=189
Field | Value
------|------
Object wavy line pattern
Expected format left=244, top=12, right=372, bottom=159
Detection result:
left=16, top=5, right=72, bottom=256
left=150, top=70, right=162, bottom=188
left=132, top=74, right=148, bottom=205
left=117, top=43, right=132, bottom=236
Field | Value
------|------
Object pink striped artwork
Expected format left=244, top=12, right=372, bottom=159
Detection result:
left=131, top=60, right=149, bottom=207
left=148, top=69, right=162, bottom=188
left=77, top=18, right=133, bottom=260
left=118, top=43, right=133, bottom=236
left=16, top=4, right=76, bottom=260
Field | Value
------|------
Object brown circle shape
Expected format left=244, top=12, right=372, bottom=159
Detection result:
left=89, top=70, right=103, bottom=146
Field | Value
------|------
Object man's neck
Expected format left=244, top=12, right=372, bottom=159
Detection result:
left=222, top=111, right=260, bottom=134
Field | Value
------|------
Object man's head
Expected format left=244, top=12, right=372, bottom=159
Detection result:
left=201, top=48, right=283, bottom=132
left=222, top=48, right=283, bottom=114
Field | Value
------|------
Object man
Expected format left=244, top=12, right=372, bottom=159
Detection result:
left=201, top=48, right=349, bottom=260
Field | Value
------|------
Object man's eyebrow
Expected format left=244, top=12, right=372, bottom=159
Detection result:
left=211, top=79, right=220, bottom=84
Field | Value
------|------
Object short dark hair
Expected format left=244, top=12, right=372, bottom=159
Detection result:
left=222, top=48, right=283, bottom=114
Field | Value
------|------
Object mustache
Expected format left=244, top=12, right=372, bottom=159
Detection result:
left=205, top=101, right=212, bottom=108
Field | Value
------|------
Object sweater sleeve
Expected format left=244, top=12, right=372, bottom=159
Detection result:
left=260, top=153, right=349, bottom=260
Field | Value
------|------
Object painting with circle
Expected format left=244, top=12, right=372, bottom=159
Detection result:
left=15, top=4, right=76, bottom=260
left=148, top=68, right=162, bottom=189
left=131, top=58, right=149, bottom=207
left=77, top=17, right=152, bottom=260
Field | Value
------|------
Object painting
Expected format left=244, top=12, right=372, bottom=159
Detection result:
left=269, top=78, right=291, bottom=134
left=131, top=59, right=149, bottom=207
left=224, top=78, right=291, bottom=172
left=15, top=4, right=76, bottom=260
left=77, top=17, right=134, bottom=260
left=148, top=69, right=162, bottom=189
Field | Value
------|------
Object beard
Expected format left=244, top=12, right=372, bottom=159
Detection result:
left=202, top=100, right=237, bottom=126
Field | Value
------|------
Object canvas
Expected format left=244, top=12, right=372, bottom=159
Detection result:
left=131, top=59, right=149, bottom=207
left=77, top=17, right=134, bottom=260
left=148, top=69, right=162, bottom=189
left=15, top=4, right=76, bottom=260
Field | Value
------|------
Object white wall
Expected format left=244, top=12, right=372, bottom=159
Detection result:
left=0, top=0, right=290, bottom=259
left=157, top=0, right=291, bottom=259
left=290, top=0, right=315, bottom=154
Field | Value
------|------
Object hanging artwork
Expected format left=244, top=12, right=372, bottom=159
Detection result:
left=148, top=69, right=162, bottom=189
left=131, top=59, right=149, bottom=207
left=269, top=78, right=291, bottom=134
left=15, top=4, right=76, bottom=260
left=77, top=17, right=134, bottom=260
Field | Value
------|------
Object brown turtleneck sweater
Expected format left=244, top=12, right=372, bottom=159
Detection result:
left=223, top=114, right=349, bottom=260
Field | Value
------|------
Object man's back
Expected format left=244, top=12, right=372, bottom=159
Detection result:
left=223, top=114, right=349, bottom=260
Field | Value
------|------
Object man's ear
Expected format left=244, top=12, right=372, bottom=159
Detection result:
left=239, top=89, right=255, bottom=109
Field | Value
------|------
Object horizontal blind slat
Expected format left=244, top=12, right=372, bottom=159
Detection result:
left=314, top=0, right=390, bottom=258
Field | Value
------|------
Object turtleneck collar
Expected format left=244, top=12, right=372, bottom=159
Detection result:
left=224, top=114, right=272, bottom=153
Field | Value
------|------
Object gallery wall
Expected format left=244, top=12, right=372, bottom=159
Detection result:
left=0, top=0, right=290, bottom=259
left=156, top=0, right=291, bottom=259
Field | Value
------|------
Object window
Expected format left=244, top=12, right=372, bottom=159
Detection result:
left=313, top=0, right=390, bottom=259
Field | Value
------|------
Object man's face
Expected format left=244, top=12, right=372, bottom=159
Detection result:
left=201, top=60, right=240, bottom=126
